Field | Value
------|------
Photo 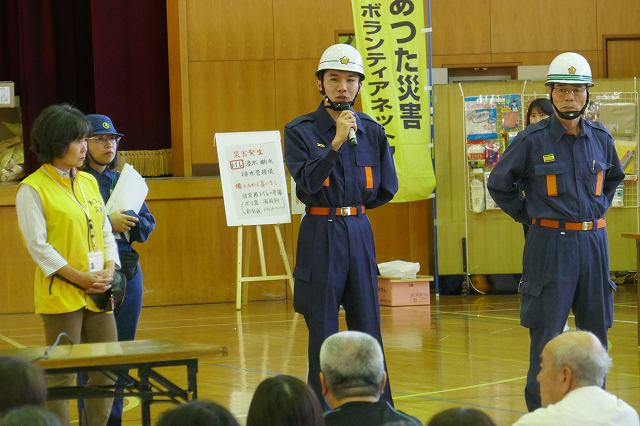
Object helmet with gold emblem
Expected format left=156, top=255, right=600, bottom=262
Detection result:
left=316, top=44, right=365, bottom=81
left=546, top=52, right=593, bottom=86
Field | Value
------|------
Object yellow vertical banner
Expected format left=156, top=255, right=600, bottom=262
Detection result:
left=352, top=0, right=435, bottom=202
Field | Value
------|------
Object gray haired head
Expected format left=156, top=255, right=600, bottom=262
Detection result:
left=320, top=331, right=384, bottom=399
left=550, top=330, right=612, bottom=387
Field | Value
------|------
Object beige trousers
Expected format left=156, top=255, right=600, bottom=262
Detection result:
left=41, top=308, right=117, bottom=426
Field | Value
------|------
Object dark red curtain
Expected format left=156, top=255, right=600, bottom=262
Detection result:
left=89, top=0, right=170, bottom=152
left=0, top=0, right=170, bottom=173
left=0, top=0, right=95, bottom=173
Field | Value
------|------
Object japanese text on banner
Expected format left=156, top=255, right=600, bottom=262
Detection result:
left=352, top=0, right=435, bottom=202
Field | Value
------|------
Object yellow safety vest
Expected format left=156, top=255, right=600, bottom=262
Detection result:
left=21, top=164, right=107, bottom=314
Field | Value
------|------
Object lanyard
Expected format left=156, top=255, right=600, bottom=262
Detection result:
left=42, top=168, right=98, bottom=251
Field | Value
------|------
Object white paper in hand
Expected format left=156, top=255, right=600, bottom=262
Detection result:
left=105, top=164, right=149, bottom=214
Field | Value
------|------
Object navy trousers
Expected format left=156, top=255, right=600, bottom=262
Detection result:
left=107, top=267, right=144, bottom=426
left=293, top=213, right=393, bottom=408
left=520, top=226, right=614, bottom=411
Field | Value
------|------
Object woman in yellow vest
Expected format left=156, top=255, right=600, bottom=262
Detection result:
left=15, top=104, right=119, bottom=426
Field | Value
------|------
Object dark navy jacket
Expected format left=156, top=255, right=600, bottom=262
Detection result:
left=284, top=103, right=398, bottom=209
left=85, top=167, right=156, bottom=253
left=488, top=114, right=624, bottom=223
left=324, top=400, right=421, bottom=426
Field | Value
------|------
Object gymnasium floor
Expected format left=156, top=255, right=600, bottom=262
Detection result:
left=1, top=284, right=638, bottom=425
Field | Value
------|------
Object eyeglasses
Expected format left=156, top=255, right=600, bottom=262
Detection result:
left=553, top=87, right=587, bottom=96
left=88, top=135, right=121, bottom=145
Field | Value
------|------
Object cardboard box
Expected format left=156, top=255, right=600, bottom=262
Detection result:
left=378, top=275, right=432, bottom=306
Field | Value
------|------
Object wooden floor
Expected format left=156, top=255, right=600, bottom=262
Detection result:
left=0, top=284, right=638, bottom=425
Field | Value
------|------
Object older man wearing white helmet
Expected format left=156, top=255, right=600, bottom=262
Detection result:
left=284, top=44, right=398, bottom=407
left=487, top=52, right=624, bottom=411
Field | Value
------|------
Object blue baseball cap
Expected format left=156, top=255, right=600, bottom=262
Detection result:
left=86, top=114, right=124, bottom=137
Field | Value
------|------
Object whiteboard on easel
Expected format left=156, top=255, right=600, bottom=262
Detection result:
left=215, top=131, right=291, bottom=226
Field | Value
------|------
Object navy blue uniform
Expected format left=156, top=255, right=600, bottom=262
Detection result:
left=86, top=166, right=156, bottom=425
left=487, top=114, right=624, bottom=411
left=324, top=400, right=421, bottom=426
left=285, top=103, right=398, bottom=405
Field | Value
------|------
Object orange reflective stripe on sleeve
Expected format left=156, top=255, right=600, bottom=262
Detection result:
left=546, top=175, right=558, bottom=197
left=365, top=166, right=373, bottom=189
left=595, top=170, right=604, bottom=196
left=323, top=177, right=330, bottom=187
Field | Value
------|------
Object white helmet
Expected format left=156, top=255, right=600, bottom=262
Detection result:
left=317, top=44, right=365, bottom=81
left=546, top=52, right=593, bottom=86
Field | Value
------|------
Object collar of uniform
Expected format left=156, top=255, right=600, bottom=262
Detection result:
left=84, top=166, right=117, bottom=181
left=550, top=114, right=586, bottom=142
left=313, top=102, right=366, bottom=136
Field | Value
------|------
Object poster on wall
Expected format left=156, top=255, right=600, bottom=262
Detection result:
left=215, top=131, right=291, bottom=227
left=464, top=96, right=498, bottom=140
left=500, top=94, right=521, bottom=130
left=464, top=94, right=523, bottom=212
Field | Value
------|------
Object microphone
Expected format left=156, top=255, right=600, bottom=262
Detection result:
left=348, top=128, right=357, bottom=146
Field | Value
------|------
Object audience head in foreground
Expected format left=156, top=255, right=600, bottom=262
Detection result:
left=514, top=330, right=639, bottom=425
left=0, top=405, right=61, bottom=426
left=155, top=400, right=239, bottom=426
left=320, top=330, right=386, bottom=406
left=320, top=331, right=422, bottom=426
left=427, top=407, right=495, bottom=426
left=246, top=374, right=324, bottom=426
left=0, top=356, right=47, bottom=417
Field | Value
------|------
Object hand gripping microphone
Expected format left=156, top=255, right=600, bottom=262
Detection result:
left=324, top=97, right=357, bottom=146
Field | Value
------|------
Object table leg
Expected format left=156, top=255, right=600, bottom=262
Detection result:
left=187, top=359, right=198, bottom=400
left=139, top=366, right=151, bottom=426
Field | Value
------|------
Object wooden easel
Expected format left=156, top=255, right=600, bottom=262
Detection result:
left=236, top=224, right=294, bottom=310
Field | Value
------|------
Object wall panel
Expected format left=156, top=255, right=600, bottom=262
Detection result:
left=139, top=197, right=291, bottom=306
left=187, top=0, right=274, bottom=61
left=433, top=84, right=468, bottom=275
left=606, top=40, right=640, bottom=78
left=369, top=200, right=433, bottom=273
left=274, top=59, right=323, bottom=136
left=272, top=0, right=353, bottom=60
left=189, top=60, right=277, bottom=164
left=596, top=0, right=640, bottom=40
left=0, top=206, right=35, bottom=313
left=489, top=0, right=598, bottom=54
left=432, top=54, right=493, bottom=69
left=431, top=0, right=491, bottom=56
left=491, top=50, right=602, bottom=78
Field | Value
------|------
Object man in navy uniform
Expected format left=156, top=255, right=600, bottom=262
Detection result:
left=488, top=52, right=624, bottom=411
left=284, top=43, right=398, bottom=405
